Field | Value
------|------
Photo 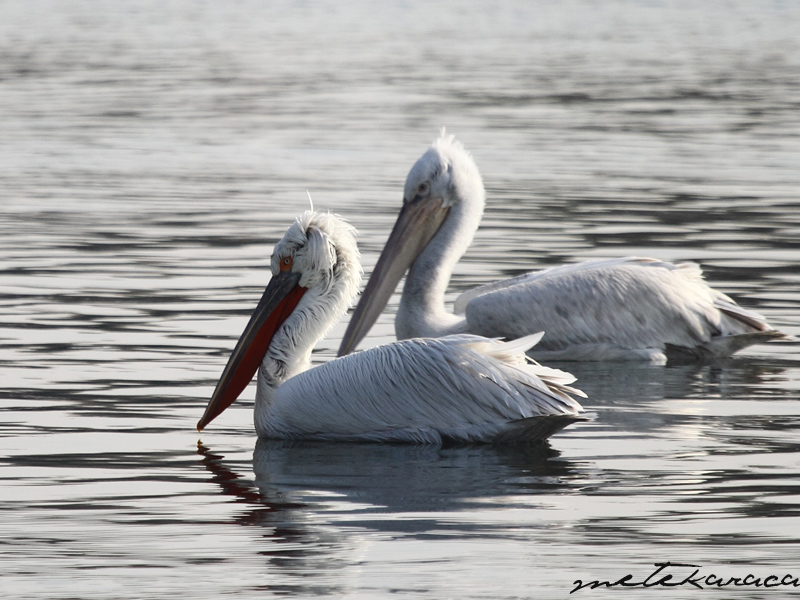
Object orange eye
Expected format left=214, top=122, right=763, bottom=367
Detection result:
left=280, top=256, right=293, bottom=272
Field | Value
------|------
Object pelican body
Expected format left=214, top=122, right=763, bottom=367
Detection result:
left=198, top=210, right=585, bottom=444
left=338, top=134, right=785, bottom=363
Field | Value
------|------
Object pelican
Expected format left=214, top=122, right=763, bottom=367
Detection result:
left=197, top=210, right=585, bottom=444
left=338, top=133, right=786, bottom=363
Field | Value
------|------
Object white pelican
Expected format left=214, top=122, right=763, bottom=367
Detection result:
left=338, top=133, right=786, bottom=363
left=197, top=210, right=585, bottom=444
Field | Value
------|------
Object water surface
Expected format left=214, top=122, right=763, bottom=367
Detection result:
left=2, top=1, right=800, bottom=598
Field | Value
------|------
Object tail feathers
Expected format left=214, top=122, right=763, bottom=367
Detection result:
left=491, top=414, right=590, bottom=444
left=458, top=331, right=544, bottom=368
left=716, top=301, right=774, bottom=333
left=714, top=298, right=797, bottom=350
left=534, top=374, right=588, bottom=400
left=673, top=261, right=705, bottom=282
left=668, top=329, right=791, bottom=361
left=712, top=329, right=792, bottom=355
left=459, top=332, right=587, bottom=402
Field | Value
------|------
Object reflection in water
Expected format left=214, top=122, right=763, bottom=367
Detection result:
left=2, top=1, right=800, bottom=597
left=197, top=443, right=349, bottom=597
left=563, top=359, right=799, bottom=454
left=199, top=439, right=576, bottom=530
left=251, top=438, right=573, bottom=513
left=198, top=440, right=580, bottom=596
left=566, top=358, right=794, bottom=405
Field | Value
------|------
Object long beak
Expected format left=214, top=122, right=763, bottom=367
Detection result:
left=198, top=270, right=306, bottom=431
left=337, top=196, right=449, bottom=356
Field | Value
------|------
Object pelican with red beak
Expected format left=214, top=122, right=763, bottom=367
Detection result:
left=198, top=210, right=585, bottom=443
left=338, top=133, right=785, bottom=363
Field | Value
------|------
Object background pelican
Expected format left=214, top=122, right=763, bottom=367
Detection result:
left=197, top=210, right=585, bottom=444
left=338, top=133, right=786, bottom=363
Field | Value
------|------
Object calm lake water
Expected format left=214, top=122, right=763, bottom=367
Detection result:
left=2, top=1, right=800, bottom=598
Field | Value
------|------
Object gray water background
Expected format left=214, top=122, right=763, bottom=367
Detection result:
left=2, top=1, right=800, bottom=598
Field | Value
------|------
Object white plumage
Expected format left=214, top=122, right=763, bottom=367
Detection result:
left=198, top=210, right=585, bottom=444
left=338, top=133, right=785, bottom=363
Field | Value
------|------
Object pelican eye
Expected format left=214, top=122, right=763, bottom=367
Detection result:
left=417, top=182, right=430, bottom=196
left=280, top=256, right=293, bottom=272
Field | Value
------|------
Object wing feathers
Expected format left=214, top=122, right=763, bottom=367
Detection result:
left=460, top=256, right=782, bottom=360
left=267, top=335, right=585, bottom=443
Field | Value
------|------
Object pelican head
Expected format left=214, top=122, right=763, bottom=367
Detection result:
left=338, top=133, right=485, bottom=356
left=402, top=133, right=484, bottom=213
left=199, top=210, right=361, bottom=431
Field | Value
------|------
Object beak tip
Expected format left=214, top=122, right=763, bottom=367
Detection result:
left=338, top=336, right=360, bottom=357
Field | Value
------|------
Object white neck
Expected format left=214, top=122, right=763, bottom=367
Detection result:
left=254, top=283, right=351, bottom=427
left=395, top=197, right=483, bottom=339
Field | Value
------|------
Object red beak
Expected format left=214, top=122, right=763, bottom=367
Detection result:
left=198, top=270, right=307, bottom=431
